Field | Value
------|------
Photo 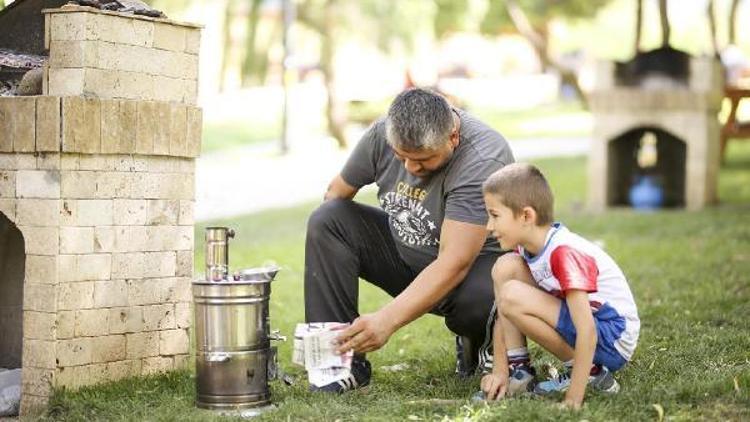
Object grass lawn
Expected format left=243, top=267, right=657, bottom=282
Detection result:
left=44, top=143, right=750, bottom=421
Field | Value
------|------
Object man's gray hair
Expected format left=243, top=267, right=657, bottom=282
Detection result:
left=385, top=88, right=454, bottom=151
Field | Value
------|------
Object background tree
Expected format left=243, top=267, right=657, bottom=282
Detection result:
left=218, top=0, right=236, bottom=92
left=480, top=0, right=612, bottom=107
left=658, top=0, right=670, bottom=47
left=708, top=0, right=718, bottom=56
left=729, top=0, right=741, bottom=45
left=433, top=0, right=469, bottom=38
left=635, top=0, right=643, bottom=53
left=297, top=0, right=432, bottom=148
left=296, top=0, right=347, bottom=148
left=240, top=0, right=270, bottom=87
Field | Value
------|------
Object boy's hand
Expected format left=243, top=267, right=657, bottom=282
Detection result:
left=559, top=396, right=583, bottom=410
left=480, top=373, right=508, bottom=401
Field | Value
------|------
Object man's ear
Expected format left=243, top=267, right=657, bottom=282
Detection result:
left=450, top=130, right=460, bottom=148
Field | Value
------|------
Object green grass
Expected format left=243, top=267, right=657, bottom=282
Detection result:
left=43, top=143, right=750, bottom=421
left=471, top=101, right=591, bottom=141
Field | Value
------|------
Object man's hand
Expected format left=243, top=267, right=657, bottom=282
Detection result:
left=480, top=373, right=508, bottom=401
left=335, top=312, right=395, bottom=354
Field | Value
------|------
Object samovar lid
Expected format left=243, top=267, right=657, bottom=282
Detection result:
left=234, top=265, right=280, bottom=282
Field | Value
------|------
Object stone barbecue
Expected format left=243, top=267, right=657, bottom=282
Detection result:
left=587, top=51, right=723, bottom=211
left=0, top=3, right=202, bottom=416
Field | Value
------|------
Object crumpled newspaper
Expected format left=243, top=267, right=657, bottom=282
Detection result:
left=293, top=323, right=353, bottom=387
left=0, top=369, right=21, bottom=417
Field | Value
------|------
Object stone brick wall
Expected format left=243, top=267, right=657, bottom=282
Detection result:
left=43, top=5, right=201, bottom=104
left=0, top=6, right=203, bottom=415
left=1, top=97, right=201, bottom=157
left=0, top=96, right=200, bottom=414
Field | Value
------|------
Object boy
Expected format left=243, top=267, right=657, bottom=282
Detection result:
left=478, top=163, right=639, bottom=409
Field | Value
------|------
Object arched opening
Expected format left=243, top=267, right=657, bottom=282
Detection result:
left=0, top=212, right=25, bottom=369
left=607, top=127, right=687, bottom=207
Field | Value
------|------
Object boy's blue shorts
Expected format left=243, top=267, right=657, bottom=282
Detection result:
left=556, top=301, right=628, bottom=371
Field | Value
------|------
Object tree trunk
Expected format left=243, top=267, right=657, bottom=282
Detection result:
left=505, top=0, right=588, bottom=108
left=634, top=0, right=643, bottom=53
left=707, top=0, right=719, bottom=57
left=320, top=0, right=347, bottom=148
left=219, top=0, right=235, bottom=92
left=729, top=0, right=740, bottom=45
left=240, top=0, right=264, bottom=87
left=658, top=0, right=670, bottom=47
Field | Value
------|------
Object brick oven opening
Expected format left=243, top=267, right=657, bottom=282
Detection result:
left=0, top=211, right=25, bottom=370
left=607, top=127, right=686, bottom=207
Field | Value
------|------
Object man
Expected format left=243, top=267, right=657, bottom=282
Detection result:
left=304, top=88, right=514, bottom=392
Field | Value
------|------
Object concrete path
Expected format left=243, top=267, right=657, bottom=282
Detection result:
left=195, top=136, right=590, bottom=221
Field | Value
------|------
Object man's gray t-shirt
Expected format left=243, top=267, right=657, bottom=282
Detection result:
left=341, top=109, right=515, bottom=270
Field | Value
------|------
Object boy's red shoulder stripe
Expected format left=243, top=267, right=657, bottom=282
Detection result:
left=550, top=245, right=598, bottom=294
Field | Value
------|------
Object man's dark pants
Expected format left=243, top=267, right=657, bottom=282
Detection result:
left=304, top=199, right=498, bottom=349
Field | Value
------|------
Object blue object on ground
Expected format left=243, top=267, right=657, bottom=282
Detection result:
left=629, top=175, right=664, bottom=210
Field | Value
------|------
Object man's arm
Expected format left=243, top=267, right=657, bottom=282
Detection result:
left=324, top=174, right=359, bottom=201
left=564, top=289, right=597, bottom=409
left=336, top=218, right=487, bottom=353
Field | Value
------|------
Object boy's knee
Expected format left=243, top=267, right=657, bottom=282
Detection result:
left=491, top=253, right=526, bottom=284
left=499, top=279, right=526, bottom=316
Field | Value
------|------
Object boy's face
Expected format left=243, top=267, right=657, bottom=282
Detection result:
left=484, top=194, right=526, bottom=250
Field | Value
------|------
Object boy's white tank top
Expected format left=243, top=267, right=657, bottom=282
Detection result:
left=519, top=223, right=640, bottom=361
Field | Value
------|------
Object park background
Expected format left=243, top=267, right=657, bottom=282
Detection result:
left=1, top=0, right=748, bottom=420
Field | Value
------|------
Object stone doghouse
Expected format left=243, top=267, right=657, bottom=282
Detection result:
left=0, top=3, right=202, bottom=415
left=588, top=51, right=723, bottom=211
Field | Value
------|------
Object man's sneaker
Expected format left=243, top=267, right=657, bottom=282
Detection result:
left=455, top=335, right=478, bottom=378
left=533, top=365, right=620, bottom=396
left=507, top=363, right=536, bottom=395
left=477, top=303, right=497, bottom=375
left=309, top=359, right=372, bottom=393
left=457, top=303, right=498, bottom=378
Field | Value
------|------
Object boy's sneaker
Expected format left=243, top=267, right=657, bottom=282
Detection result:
left=309, top=359, right=372, bottom=393
left=533, top=365, right=620, bottom=396
left=470, top=363, right=536, bottom=401
left=507, top=363, right=536, bottom=395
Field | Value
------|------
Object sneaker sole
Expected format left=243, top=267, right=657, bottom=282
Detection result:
left=599, top=378, right=620, bottom=394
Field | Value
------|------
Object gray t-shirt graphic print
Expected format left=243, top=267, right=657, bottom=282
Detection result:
left=341, top=109, right=514, bottom=270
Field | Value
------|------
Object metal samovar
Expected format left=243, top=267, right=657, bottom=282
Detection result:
left=193, top=227, right=284, bottom=411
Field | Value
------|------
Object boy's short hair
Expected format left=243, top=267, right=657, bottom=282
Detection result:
left=482, top=163, right=554, bottom=226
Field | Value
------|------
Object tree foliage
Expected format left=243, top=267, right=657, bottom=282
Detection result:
left=478, top=0, right=613, bottom=107
left=480, top=0, right=610, bottom=35
left=434, top=0, right=469, bottom=38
